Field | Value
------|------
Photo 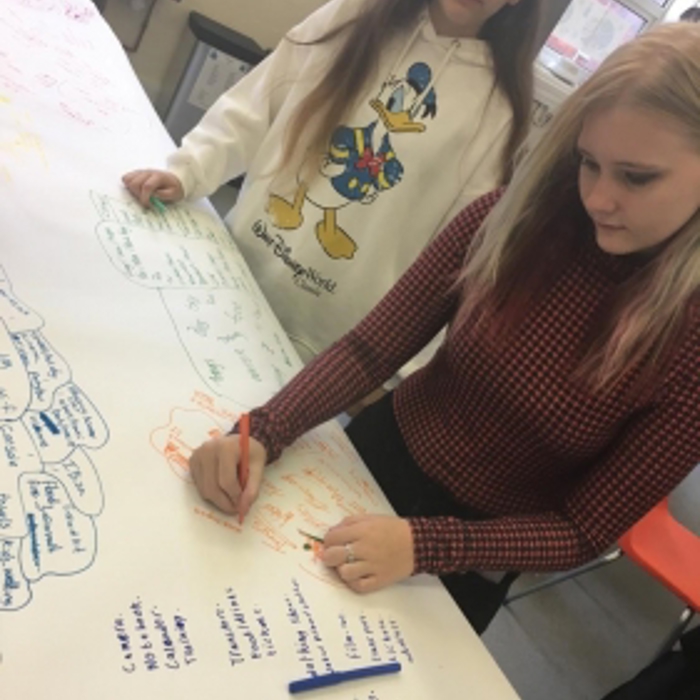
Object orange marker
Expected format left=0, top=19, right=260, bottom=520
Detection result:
left=238, top=413, right=250, bottom=524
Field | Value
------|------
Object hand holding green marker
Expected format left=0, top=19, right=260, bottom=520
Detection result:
left=149, top=195, right=167, bottom=214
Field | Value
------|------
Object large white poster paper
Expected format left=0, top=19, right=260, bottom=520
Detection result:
left=0, top=2, right=519, bottom=699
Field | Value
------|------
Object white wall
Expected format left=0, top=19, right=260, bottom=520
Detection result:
left=126, top=0, right=326, bottom=106
left=664, top=0, right=699, bottom=21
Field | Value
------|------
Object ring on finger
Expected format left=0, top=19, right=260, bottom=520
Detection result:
left=344, top=542, right=356, bottom=564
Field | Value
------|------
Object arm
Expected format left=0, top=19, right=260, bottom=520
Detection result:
left=249, top=191, right=502, bottom=461
left=166, top=44, right=293, bottom=199
left=338, top=123, right=510, bottom=406
left=410, top=352, right=700, bottom=574
left=390, top=121, right=511, bottom=383
left=168, top=0, right=368, bottom=199
left=189, top=191, right=500, bottom=522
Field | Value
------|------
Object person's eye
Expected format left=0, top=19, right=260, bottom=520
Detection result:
left=578, top=153, right=599, bottom=173
left=623, top=171, right=659, bottom=187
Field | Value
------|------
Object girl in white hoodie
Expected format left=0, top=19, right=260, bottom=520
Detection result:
left=123, top=0, right=541, bottom=376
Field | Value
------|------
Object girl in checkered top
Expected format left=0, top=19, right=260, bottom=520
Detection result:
left=189, top=23, right=700, bottom=632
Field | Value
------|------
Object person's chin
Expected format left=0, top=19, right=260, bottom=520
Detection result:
left=448, top=0, right=482, bottom=23
left=453, top=0, right=483, bottom=9
left=594, top=225, right=633, bottom=255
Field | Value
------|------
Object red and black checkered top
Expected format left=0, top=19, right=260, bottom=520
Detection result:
left=248, top=190, right=700, bottom=575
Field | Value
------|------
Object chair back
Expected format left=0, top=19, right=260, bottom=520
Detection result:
left=619, top=497, right=700, bottom=610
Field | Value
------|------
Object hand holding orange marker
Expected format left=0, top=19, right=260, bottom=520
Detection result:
left=238, top=413, right=250, bottom=525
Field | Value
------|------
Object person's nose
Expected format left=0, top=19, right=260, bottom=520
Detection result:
left=582, top=173, right=619, bottom=218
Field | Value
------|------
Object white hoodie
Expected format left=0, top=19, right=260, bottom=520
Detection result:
left=168, top=0, right=512, bottom=369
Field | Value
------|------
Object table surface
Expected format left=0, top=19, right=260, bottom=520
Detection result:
left=0, top=2, right=519, bottom=698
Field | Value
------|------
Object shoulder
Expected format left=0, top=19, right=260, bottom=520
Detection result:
left=426, top=187, right=505, bottom=263
left=450, top=188, right=505, bottom=234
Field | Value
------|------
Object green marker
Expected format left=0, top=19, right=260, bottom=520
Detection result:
left=149, top=195, right=167, bottom=214
left=298, top=528, right=324, bottom=544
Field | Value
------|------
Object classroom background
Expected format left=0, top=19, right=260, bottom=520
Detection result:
left=86, top=0, right=700, bottom=697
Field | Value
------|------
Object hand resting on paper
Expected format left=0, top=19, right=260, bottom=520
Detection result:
left=122, top=169, right=184, bottom=208
left=189, top=434, right=267, bottom=522
left=321, top=514, right=414, bottom=593
left=189, top=439, right=415, bottom=593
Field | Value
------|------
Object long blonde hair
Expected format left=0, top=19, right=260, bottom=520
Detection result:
left=455, top=23, right=700, bottom=391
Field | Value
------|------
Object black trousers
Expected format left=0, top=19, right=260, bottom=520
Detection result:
left=346, top=391, right=518, bottom=634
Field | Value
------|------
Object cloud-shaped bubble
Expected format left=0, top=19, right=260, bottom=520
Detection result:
left=45, top=447, right=104, bottom=516
left=0, top=267, right=43, bottom=333
left=18, top=473, right=96, bottom=582
left=10, top=329, right=71, bottom=411
left=22, top=383, right=109, bottom=462
left=0, top=320, right=32, bottom=420
left=0, top=537, right=32, bottom=610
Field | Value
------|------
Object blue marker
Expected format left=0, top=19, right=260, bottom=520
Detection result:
left=288, top=661, right=401, bottom=694
left=39, top=411, right=60, bottom=435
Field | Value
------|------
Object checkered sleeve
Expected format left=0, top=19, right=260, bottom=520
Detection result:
left=247, top=190, right=504, bottom=462
left=409, top=333, right=700, bottom=574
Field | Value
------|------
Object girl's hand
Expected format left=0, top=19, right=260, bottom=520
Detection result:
left=122, top=169, right=184, bottom=208
left=322, top=514, right=414, bottom=593
left=189, top=434, right=267, bottom=522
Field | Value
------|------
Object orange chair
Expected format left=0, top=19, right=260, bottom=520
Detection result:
left=505, top=497, right=700, bottom=658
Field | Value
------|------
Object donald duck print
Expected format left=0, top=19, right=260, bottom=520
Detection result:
left=266, top=61, right=438, bottom=260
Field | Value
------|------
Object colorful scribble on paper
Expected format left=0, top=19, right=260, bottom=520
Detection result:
left=0, top=0, right=151, bottom=137
left=91, top=191, right=302, bottom=407
left=0, top=265, right=109, bottom=611
left=150, top=391, right=383, bottom=586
